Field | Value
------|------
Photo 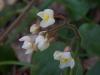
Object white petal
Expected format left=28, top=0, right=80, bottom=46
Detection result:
left=53, top=51, right=63, bottom=60
left=35, top=35, right=44, bottom=45
left=22, top=41, right=32, bottom=49
left=37, top=41, right=49, bottom=51
left=19, top=36, right=31, bottom=42
left=69, top=59, right=75, bottom=69
left=40, top=18, right=55, bottom=28
left=44, top=9, right=54, bottom=17
left=37, top=11, right=44, bottom=19
left=59, top=58, right=75, bottom=69
left=25, top=49, right=33, bottom=54
left=35, top=31, right=49, bottom=51
left=62, top=52, right=72, bottom=58
left=59, top=63, right=69, bottom=69
left=30, top=24, right=39, bottom=34
left=37, top=9, right=55, bottom=28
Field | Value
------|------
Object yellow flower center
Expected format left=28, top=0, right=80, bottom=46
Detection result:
left=60, top=57, right=72, bottom=64
left=43, top=14, right=49, bottom=22
left=60, top=58, right=68, bottom=64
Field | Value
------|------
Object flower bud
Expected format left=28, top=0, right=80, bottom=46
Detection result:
left=30, top=24, right=40, bottom=34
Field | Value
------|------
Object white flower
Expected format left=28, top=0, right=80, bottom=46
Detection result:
left=53, top=51, right=75, bottom=69
left=37, top=9, right=55, bottom=28
left=35, top=31, right=49, bottom=51
left=19, top=36, right=37, bottom=54
left=30, top=24, right=40, bottom=34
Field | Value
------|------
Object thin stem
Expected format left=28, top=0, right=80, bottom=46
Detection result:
left=0, top=0, right=34, bottom=43
left=67, top=23, right=81, bottom=40
left=0, top=61, right=34, bottom=68
left=69, top=69, right=73, bottom=75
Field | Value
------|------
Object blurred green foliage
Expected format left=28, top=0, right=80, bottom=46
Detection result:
left=0, top=0, right=100, bottom=75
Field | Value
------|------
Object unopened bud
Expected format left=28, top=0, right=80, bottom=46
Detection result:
left=64, top=46, right=71, bottom=52
left=30, top=24, right=40, bottom=34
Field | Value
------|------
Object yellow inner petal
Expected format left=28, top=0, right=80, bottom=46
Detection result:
left=60, top=57, right=72, bottom=64
left=43, top=14, right=49, bottom=22
left=60, top=58, right=68, bottom=64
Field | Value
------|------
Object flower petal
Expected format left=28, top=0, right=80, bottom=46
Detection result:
left=37, top=11, right=44, bottom=19
left=35, top=35, right=44, bottom=45
left=35, top=31, right=49, bottom=51
left=44, top=9, right=54, bottom=17
left=37, top=40, right=49, bottom=51
left=62, top=52, right=72, bottom=58
left=22, top=41, right=32, bottom=49
left=53, top=51, right=63, bottom=60
left=19, top=36, right=31, bottom=42
left=37, top=9, right=55, bottom=28
left=40, top=18, right=55, bottom=28
left=30, top=24, right=40, bottom=34
left=59, top=58, right=75, bottom=69
left=69, top=59, right=75, bottom=69
left=25, top=49, right=33, bottom=54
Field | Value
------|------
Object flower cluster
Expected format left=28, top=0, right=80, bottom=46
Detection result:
left=19, top=9, right=75, bottom=69
left=19, top=9, right=55, bottom=54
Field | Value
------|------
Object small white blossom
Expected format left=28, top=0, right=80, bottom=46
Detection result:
left=37, top=9, right=55, bottom=28
left=35, top=31, right=49, bottom=51
left=53, top=51, right=75, bottom=69
left=19, top=36, right=37, bottom=54
left=30, top=24, right=40, bottom=34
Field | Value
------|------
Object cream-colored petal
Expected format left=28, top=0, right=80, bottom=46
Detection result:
left=30, top=24, right=39, bottom=34
left=62, top=52, right=72, bottom=58
left=35, top=31, right=50, bottom=51
left=38, top=41, right=49, bottom=51
left=40, top=18, right=55, bottom=28
left=69, top=59, right=75, bottom=69
left=25, top=49, right=33, bottom=54
left=44, top=9, right=54, bottom=17
left=53, top=51, right=63, bottom=60
left=54, top=51, right=75, bottom=69
left=22, top=41, right=32, bottom=49
left=37, top=9, right=55, bottom=28
left=59, top=58, right=75, bottom=69
left=19, top=36, right=31, bottom=42
left=37, top=11, right=44, bottom=19
left=35, top=35, right=44, bottom=45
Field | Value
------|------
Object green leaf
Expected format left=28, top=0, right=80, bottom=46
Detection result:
left=58, top=27, right=74, bottom=41
left=86, top=61, right=100, bottom=75
left=31, top=42, right=66, bottom=75
left=73, top=59, right=83, bottom=75
left=79, top=23, right=100, bottom=55
left=0, top=45, right=17, bottom=73
left=40, top=0, right=55, bottom=10
left=62, top=0, right=90, bottom=20
left=0, top=45, right=16, bottom=61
